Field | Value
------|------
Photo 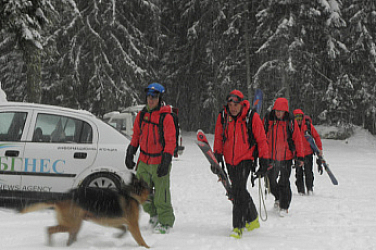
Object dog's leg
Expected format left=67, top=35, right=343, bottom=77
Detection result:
left=127, top=210, right=150, bottom=249
left=66, top=218, right=83, bottom=246
left=128, top=223, right=150, bottom=248
left=122, top=201, right=150, bottom=248
left=54, top=201, right=84, bottom=246
left=67, top=230, right=79, bottom=246
left=47, top=225, right=69, bottom=246
left=114, top=225, right=127, bottom=238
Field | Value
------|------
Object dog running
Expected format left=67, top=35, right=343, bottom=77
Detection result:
left=19, top=174, right=150, bottom=248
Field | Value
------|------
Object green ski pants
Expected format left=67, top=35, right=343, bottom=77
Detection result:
left=136, top=161, right=175, bottom=227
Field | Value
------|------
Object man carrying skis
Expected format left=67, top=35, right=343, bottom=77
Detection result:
left=293, top=109, right=323, bottom=195
left=125, top=82, right=176, bottom=234
left=264, top=98, right=304, bottom=217
left=213, top=89, right=270, bottom=239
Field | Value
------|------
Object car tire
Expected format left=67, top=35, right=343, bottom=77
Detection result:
left=81, top=173, right=122, bottom=189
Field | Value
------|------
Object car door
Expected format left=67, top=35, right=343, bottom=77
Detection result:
left=22, top=112, right=98, bottom=193
left=0, top=111, right=29, bottom=192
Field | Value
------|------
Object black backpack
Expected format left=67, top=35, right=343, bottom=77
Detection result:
left=139, top=106, right=180, bottom=157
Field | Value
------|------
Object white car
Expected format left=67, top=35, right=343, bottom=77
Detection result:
left=102, top=105, right=144, bottom=138
left=0, top=102, right=132, bottom=204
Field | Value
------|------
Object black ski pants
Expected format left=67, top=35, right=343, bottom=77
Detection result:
left=295, top=154, right=314, bottom=193
left=267, top=160, right=292, bottom=210
left=226, top=160, right=258, bottom=229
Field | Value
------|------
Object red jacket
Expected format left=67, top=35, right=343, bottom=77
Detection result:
left=264, top=98, right=304, bottom=161
left=214, top=100, right=269, bottom=166
left=264, top=115, right=304, bottom=161
left=297, top=120, right=323, bottom=157
left=130, top=105, right=176, bottom=165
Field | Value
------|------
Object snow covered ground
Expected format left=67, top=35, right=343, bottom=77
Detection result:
left=1, top=126, right=376, bottom=250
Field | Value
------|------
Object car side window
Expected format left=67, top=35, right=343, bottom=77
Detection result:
left=0, top=112, right=27, bottom=141
left=34, top=114, right=93, bottom=143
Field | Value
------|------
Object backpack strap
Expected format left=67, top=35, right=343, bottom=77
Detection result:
left=286, top=113, right=295, bottom=152
left=263, top=111, right=272, bottom=134
left=159, top=113, right=167, bottom=151
left=221, top=108, right=256, bottom=150
left=139, top=109, right=159, bottom=128
left=264, top=111, right=295, bottom=152
left=220, top=109, right=228, bottom=143
left=138, top=109, right=164, bottom=157
left=246, top=109, right=256, bottom=149
left=139, top=110, right=146, bottom=129
left=304, top=115, right=312, bottom=136
left=159, top=112, right=179, bottom=154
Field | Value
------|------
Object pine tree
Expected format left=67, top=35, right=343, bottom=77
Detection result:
left=160, top=0, right=262, bottom=132
left=0, top=0, right=53, bottom=102
left=342, top=0, right=376, bottom=132
left=42, top=0, right=158, bottom=115
left=254, top=0, right=347, bottom=119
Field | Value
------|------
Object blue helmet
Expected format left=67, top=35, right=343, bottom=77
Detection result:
left=145, top=82, right=165, bottom=97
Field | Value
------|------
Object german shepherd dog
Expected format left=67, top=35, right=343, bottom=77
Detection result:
left=19, top=174, right=150, bottom=248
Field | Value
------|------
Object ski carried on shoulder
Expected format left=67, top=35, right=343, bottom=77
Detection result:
left=196, top=130, right=232, bottom=199
left=252, top=88, right=263, bottom=114
left=304, top=132, right=338, bottom=185
left=250, top=88, right=264, bottom=187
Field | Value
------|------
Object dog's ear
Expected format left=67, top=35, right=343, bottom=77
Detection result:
left=138, top=177, right=148, bottom=188
left=130, top=172, right=140, bottom=187
left=129, top=172, right=136, bottom=182
left=131, top=175, right=150, bottom=195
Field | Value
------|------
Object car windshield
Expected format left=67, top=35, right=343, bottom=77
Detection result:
left=101, top=118, right=131, bottom=140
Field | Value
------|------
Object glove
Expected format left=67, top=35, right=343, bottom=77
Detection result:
left=157, top=153, right=172, bottom=177
left=316, top=158, right=323, bottom=175
left=256, top=158, right=272, bottom=177
left=296, top=157, right=304, bottom=167
left=214, top=153, right=223, bottom=165
left=125, top=145, right=137, bottom=169
left=210, top=165, right=220, bottom=175
left=211, top=153, right=223, bottom=175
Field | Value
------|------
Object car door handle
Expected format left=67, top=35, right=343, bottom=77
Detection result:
left=74, top=152, right=87, bottom=159
left=5, top=150, right=20, bottom=157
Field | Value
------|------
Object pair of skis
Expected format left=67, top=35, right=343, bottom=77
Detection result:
left=196, top=130, right=232, bottom=199
left=304, top=132, right=338, bottom=185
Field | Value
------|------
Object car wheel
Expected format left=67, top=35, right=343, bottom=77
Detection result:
left=81, top=173, right=122, bottom=189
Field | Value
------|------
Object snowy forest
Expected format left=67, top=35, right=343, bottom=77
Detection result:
left=1, top=0, right=376, bottom=134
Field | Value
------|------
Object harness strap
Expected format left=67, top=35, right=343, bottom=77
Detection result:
left=140, top=149, right=162, bottom=157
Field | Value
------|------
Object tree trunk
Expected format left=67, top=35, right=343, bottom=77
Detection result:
left=25, top=46, right=41, bottom=103
left=243, top=3, right=251, bottom=101
left=282, top=66, right=290, bottom=110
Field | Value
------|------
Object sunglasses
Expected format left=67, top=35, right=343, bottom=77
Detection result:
left=226, top=94, right=243, bottom=104
left=146, top=92, right=160, bottom=100
left=294, top=114, right=303, bottom=121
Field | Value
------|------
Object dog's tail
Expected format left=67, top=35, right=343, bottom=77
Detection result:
left=19, top=202, right=56, bottom=214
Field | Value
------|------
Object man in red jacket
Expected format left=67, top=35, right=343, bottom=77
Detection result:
left=213, top=90, right=270, bottom=239
left=125, top=83, right=176, bottom=234
left=293, top=109, right=323, bottom=195
left=264, top=98, right=304, bottom=217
